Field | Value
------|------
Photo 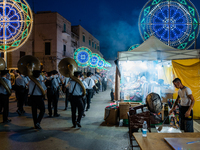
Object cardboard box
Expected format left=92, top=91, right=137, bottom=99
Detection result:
left=104, top=108, right=119, bottom=125
left=119, top=102, right=142, bottom=119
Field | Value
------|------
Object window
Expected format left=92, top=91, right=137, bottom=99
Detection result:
left=97, top=46, right=100, bottom=51
left=20, top=51, right=25, bottom=58
left=89, top=40, right=91, bottom=46
left=92, top=42, right=94, bottom=47
left=63, top=45, right=66, bottom=56
left=95, top=44, right=96, bottom=49
left=45, top=42, right=51, bottom=55
left=63, top=24, right=66, bottom=32
left=83, top=35, right=85, bottom=42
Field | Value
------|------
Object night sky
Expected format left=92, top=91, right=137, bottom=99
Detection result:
left=26, top=0, right=200, bottom=60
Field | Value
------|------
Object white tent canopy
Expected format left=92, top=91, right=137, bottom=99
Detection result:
left=118, top=36, right=200, bottom=61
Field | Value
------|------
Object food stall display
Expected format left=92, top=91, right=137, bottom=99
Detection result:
left=119, top=60, right=174, bottom=103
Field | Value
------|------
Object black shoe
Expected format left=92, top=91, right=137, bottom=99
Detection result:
left=16, top=110, right=22, bottom=116
left=54, top=114, right=60, bottom=117
left=85, top=109, right=88, bottom=111
left=82, top=113, right=86, bottom=118
left=76, top=122, right=81, bottom=127
left=35, top=123, right=42, bottom=129
left=3, top=119, right=11, bottom=123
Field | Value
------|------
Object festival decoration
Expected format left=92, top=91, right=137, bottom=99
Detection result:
left=97, top=58, right=104, bottom=69
left=128, top=44, right=140, bottom=51
left=0, top=0, right=33, bottom=52
left=138, top=0, right=199, bottom=49
left=89, top=53, right=101, bottom=68
left=74, top=47, right=92, bottom=68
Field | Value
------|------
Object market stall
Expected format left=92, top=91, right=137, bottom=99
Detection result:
left=117, top=36, right=200, bottom=119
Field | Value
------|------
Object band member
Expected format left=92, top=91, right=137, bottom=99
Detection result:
left=84, top=72, right=95, bottom=111
left=0, top=70, right=12, bottom=123
left=15, top=71, right=28, bottom=115
left=66, top=71, right=85, bottom=128
left=95, top=72, right=101, bottom=93
left=45, top=72, right=58, bottom=117
left=52, top=70, right=60, bottom=117
left=29, top=70, right=47, bottom=129
left=62, top=76, right=70, bottom=110
left=169, top=78, right=195, bottom=132
left=80, top=73, right=88, bottom=117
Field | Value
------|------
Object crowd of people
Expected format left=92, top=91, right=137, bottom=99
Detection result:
left=0, top=69, right=109, bottom=129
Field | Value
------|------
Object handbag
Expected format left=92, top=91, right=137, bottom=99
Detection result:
left=28, top=84, right=36, bottom=106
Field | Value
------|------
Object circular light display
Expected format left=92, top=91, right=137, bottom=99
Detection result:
left=128, top=44, right=140, bottom=51
left=74, top=47, right=92, bottom=68
left=138, top=0, right=199, bottom=49
left=0, top=0, right=33, bottom=52
left=97, top=58, right=104, bottom=69
left=89, top=53, right=100, bottom=68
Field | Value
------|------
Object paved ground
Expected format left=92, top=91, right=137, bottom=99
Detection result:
left=0, top=89, right=199, bottom=150
left=0, top=89, right=134, bottom=150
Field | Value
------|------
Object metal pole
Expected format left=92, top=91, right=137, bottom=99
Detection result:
left=4, top=51, right=7, bottom=69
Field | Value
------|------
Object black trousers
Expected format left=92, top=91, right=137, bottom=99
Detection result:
left=70, top=96, right=84, bottom=125
left=24, top=89, right=29, bottom=106
left=179, top=106, right=194, bottom=132
left=0, top=94, right=9, bottom=122
left=65, top=89, right=69, bottom=108
left=17, top=90, right=26, bottom=112
left=31, top=95, right=45, bottom=125
left=96, top=81, right=100, bottom=92
left=86, top=89, right=93, bottom=110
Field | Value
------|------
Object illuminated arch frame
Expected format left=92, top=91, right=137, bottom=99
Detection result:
left=74, top=46, right=92, bottom=68
left=97, top=58, right=105, bottom=69
left=0, top=0, right=33, bottom=52
left=138, top=0, right=199, bottom=49
left=89, top=53, right=101, bottom=68
left=128, top=44, right=140, bottom=51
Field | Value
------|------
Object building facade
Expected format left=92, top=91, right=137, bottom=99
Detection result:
left=71, top=25, right=102, bottom=57
left=3, top=12, right=103, bottom=72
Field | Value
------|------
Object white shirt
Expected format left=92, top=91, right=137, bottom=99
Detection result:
left=0, top=77, right=12, bottom=95
left=29, top=78, right=47, bottom=96
left=178, top=86, right=192, bottom=106
left=84, top=77, right=95, bottom=89
left=67, top=80, right=83, bottom=96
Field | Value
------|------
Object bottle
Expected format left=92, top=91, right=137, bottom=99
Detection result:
left=142, top=121, right=147, bottom=137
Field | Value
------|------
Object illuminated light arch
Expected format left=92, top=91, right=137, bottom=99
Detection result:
left=97, top=58, right=104, bottom=69
left=89, top=53, right=101, bottom=68
left=74, top=47, right=92, bottom=68
left=138, top=0, right=199, bottom=49
left=0, top=0, right=33, bottom=52
left=128, top=44, right=140, bottom=51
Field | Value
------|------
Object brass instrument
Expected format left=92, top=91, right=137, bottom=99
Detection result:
left=0, top=57, right=12, bottom=95
left=17, top=55, right=45, bottom=96
left=58, top=57, right=86, bottom=96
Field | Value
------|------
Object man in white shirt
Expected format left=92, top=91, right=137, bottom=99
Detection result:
left=169, top=78, right=195, bottom=132
left=84, top=72, right=95, bottom=111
